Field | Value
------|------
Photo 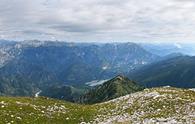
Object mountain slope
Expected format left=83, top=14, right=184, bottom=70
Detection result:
left=80, top=75, right=144, bottom=104
left=40, top=85, right=85, bottom=102
left=0, top=40, right=19, bottom=67
left=0, top=87, right=194, bottom=124
left=129, top=56, right=195, bottom=88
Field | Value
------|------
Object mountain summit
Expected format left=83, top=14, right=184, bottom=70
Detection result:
left=80, top=75, right=144, bottom=104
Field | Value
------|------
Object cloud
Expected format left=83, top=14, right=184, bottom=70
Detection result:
left=0, top=0, right=195, bottom=43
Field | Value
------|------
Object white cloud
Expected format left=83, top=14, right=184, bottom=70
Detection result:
left=0, top=0, right=195, bottom=43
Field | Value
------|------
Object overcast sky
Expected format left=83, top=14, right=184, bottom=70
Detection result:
left=0, top=0, right=195, bottom=43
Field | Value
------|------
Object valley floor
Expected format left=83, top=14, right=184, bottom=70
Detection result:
left=0, top=87, right=195, bottom=124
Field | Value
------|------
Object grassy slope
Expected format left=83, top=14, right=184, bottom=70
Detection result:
left=0, top=87, right=195, bottom=124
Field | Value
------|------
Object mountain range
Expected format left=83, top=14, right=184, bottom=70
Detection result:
left=141, top=43, right=195, bottom=56
left=0, top=40, right=158, bottom=96
left=0, top=40, right=195, bottom=100
left=0, top=40, right=195, bottom=123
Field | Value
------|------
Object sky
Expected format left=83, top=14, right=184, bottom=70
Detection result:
left=0, top=0, right=195, bottom=43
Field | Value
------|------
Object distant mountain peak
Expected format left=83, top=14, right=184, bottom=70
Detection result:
left=174, top=43, right=182, bottom=49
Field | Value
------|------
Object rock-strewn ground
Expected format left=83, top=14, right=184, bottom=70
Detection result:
left=0, top=87, right=194, bottom=124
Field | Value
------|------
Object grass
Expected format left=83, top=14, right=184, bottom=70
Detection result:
left=0, top=87, right=194, bottom=124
